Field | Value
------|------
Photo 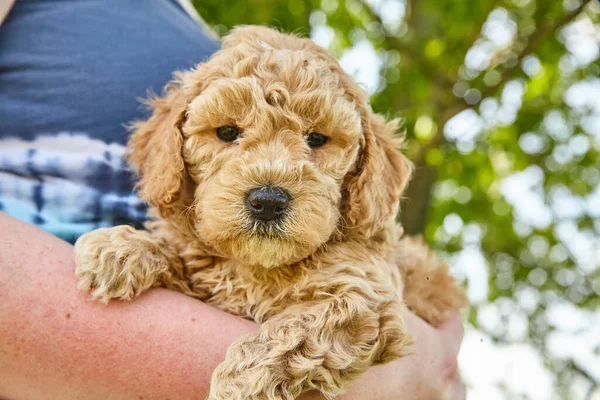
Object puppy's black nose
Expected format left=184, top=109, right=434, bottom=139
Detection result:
left=247, top=187, right=290, bottom=222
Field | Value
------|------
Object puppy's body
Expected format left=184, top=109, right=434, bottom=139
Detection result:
left=75, top=26, right=466, bottom=399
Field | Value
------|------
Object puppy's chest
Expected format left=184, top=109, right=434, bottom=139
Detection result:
left=181, top=250, right=402, bottom=323
left=184, top=258, right=313, bottom=323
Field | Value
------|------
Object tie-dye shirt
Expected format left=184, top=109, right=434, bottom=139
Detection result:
left=0, top=134, right=146, bottom=243
left=0, top=0, right=219, bottom=242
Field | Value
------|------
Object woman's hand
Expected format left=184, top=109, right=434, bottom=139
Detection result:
left=333, top=310, right=465, bottom=400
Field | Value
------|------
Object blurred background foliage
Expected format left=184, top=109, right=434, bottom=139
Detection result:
left=193, top=0, right=600, bottom=398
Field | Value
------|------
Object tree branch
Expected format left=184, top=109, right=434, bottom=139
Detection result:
left=371, top=0, right=592, bottom=236
left=405, top=0, right=417, bottom=28
left=413, top=0, right=592, bottom=166
left=356, top=0, right=456, bottom=89
left=479, top=0, right=593, bottom=99
left=462, top=0, right=504, bottom=55
left=568, top=361, right=599, bottom=400
left=412, top=103, right=465, bottom=165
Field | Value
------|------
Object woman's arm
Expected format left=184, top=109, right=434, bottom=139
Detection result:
left=0, top=212, right=463, bottom=399
left=0, top=212, right=257, bottom=399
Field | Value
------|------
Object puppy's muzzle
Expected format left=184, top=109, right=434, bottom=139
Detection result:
left=247, top=186, right=290, bottom=222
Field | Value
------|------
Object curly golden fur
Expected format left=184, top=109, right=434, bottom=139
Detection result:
left=74, top=26, right=467, bottom=399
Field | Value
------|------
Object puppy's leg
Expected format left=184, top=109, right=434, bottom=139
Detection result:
left=74, top=225, right=188, bottom=303
left=209, top=288, right=411, bottom=400
left=396, top=236, right=468, bottom=326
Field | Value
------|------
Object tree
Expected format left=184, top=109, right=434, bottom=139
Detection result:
left=193, top=0, right=600, bottom=398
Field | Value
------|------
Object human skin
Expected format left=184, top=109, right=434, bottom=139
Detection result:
left=0, top=212, right=464, bottom=399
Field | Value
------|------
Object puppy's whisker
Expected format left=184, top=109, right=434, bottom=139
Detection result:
left=179, top=198, right=200, bottom=220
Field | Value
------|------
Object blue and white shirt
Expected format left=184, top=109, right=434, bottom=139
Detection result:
left=0, top=0, right=219, bottom=242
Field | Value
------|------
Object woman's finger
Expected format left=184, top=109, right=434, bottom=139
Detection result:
left=447, top=376, right=466, bottom=400
left=437, top=312, right=465, bottom=356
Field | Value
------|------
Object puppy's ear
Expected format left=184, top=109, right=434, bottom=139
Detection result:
left=345, top=113, right=413, bottom=238
left=127, top=80, right=188, bottom=218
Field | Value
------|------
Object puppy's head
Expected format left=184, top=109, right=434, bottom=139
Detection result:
left=128, top=26, right=412, bottom=268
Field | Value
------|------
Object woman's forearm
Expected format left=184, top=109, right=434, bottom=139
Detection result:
left=0, top=212, right=463, bottom=400
left=0, top=212, right=259, bottom=399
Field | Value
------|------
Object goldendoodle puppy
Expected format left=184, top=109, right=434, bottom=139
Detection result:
left=74, top=26, right=467, bottom=399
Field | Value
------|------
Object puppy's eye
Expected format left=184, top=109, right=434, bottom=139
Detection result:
left=216, top=126, right=241, bottom=142
left=306, top=132, right=328, bottom=148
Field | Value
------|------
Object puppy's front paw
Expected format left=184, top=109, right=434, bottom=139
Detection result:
left=208, top=372, right=254, bottom=400
left=208, top=342, right=300, bottom=400
left=74, top=226, right=165, bottom=303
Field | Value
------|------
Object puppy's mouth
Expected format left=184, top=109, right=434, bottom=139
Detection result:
left=199, top=178, right=338, bottom=267
left=245, top=218, right=288, bottom=238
